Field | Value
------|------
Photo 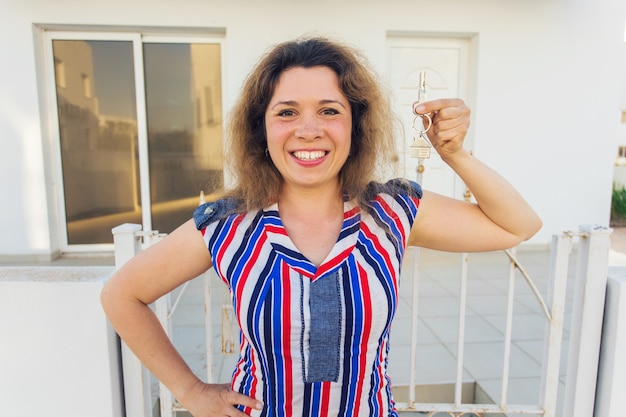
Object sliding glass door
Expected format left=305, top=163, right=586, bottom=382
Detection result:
left=46, top=32, right=224, bottom=250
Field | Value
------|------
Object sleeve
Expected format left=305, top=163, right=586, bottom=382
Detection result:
left=192, top=199, right=239, bottom=289
left=387, top=178, right=422, bottom=201
left=385, top=178, right=422, bottom=232
left=406, top=179, right=422, bottom=199
left=365, top=179, right=422, bottom=250
left=193, top=198, right=239, bottom=231
left=366, top=178, right=422, bottom=203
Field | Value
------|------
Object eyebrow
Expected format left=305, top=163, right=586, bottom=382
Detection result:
left=269, top=99, right=348, bottom=110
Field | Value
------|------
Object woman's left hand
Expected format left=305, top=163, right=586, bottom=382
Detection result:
left=413, top=98, right=470, bottom=160
left=409, top=98, right=542, bottom=252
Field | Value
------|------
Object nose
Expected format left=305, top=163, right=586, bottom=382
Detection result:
left=295, top=113, right=322, bottom=139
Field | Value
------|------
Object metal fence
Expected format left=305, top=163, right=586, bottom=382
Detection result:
left=112, top=224, right=612, bottom=417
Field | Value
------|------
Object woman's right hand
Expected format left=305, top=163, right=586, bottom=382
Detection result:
left=180, top=382, right=263, bottom=417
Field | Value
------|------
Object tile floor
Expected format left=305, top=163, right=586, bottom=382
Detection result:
left=390, top=249, right=557, bottom=415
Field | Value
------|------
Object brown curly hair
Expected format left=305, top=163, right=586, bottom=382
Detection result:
left=223, top=36, right=398, bottom=211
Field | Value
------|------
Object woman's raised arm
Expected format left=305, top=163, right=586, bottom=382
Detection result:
left=408, top=99, right=542, bottom=252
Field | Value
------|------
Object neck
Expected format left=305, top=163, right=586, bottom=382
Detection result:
left=278, top=182, right=344, bottom=219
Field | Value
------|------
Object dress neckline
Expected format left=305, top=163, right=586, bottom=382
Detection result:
left=262, top=201, right=361, bottom=279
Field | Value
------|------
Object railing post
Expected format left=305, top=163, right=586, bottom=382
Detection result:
left=112, top=224, right=153, bottom=417
left=205, top=269, right=215, bottom=383
left=562, top=225, right=612, bottom=417
left=408, top=246, right=420, bottom=408
left=146, top=231, right=175, bottom=417
left=595, top=268, right=626, bottom=417
left=540, top=233, right=573, bottom=417
left=113, top=223, right=143, bottom=267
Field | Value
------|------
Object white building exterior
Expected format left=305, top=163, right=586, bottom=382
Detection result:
left=2, top=4, right=626, bottom=417
left=1, top=0, right=625, bottom=259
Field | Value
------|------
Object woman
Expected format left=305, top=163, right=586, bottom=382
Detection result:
left=101, top=36, right=541, bottom=417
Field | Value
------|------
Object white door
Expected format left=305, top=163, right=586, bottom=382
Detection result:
left=387, top=36, right=473, bottom=199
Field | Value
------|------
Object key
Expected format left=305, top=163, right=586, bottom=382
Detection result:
left=417, top=70, right=427, bottom=106
left=410, top=70, right=433, bottom=159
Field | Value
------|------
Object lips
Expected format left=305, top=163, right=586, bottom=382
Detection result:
left=291, top=150, right=327, bottom=161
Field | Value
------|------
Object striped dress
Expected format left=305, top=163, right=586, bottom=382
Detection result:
left=194, top=179, right=422, bottom=417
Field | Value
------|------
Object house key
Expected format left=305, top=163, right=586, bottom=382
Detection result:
left=410, top=70, right=433, bottom=159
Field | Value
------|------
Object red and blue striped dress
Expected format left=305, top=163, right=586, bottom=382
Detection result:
left=194, top=180, right=422, bottom=417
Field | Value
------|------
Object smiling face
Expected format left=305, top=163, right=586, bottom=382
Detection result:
left=265, top=65, right=352, bottom=194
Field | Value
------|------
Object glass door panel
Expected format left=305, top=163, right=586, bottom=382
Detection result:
left=143, top=43, right=224, bottom=233
left=52, top=40, right=141, bottom=245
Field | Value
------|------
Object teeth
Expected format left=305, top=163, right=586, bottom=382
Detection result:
left=292, top=151, right=326, bottom=161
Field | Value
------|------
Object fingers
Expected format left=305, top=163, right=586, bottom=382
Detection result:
left=414, top=98, right=470, bottom=156
left=414, top=99, right=469, bottom=132
left=431, top=110, right=469, bottom=142
left=413, top=98, right=468, bottom=116
left=215, top=385, right=263, bottom=416
left=182, top=382, right=263, bottom=417
left=225, top=389, right=264, bottom=413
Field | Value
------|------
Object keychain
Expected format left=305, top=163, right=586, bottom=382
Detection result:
left=410, top=70, right=433, bottom=160
left=410, top=118, right=432, bottom=159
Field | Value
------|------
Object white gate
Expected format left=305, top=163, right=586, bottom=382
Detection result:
left=112, top=224, right=611, bottom=417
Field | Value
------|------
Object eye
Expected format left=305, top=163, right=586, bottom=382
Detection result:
left=277, top=109, right=296, bottom=117
left=321, top=108, right=340, bottom=115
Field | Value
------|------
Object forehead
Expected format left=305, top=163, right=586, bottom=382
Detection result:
left=271, top=66, right=346, bottom=99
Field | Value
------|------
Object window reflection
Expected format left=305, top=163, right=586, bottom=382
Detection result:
left=53, top=40, right=140, bottom=245
left=52, top=39, right=224, bottom=246
left=144, top=43, right=224, bottom=233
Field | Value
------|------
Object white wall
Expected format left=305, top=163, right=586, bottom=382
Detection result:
left=621, top=40, right=626, bottom=111
left=618, top=41, right=626, bottom=149
left=0, top=267, right=123, bottom=417
left=1, top=0, right=625, bottom=257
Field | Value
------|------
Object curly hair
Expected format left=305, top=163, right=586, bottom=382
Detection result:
left=223, top=36, right=398, bottom=211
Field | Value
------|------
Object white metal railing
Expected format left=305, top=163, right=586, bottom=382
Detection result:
left=112, top=223, right=220, bottom=417
left=112, top=224, right=612, bottom=417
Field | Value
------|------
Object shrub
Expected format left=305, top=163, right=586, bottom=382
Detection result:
left=611, top=184, right=626, bottom=226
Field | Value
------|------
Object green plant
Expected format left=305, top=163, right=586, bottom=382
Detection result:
left=611, top=184, right=626, bottom=222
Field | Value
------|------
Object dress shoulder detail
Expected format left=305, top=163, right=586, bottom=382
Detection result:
left=193, top=198, right=239, bottom=230
left=366, top=178, right=422, bottom=200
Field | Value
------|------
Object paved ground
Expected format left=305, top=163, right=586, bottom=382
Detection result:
left=610, top=227, right=626, bottom=254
